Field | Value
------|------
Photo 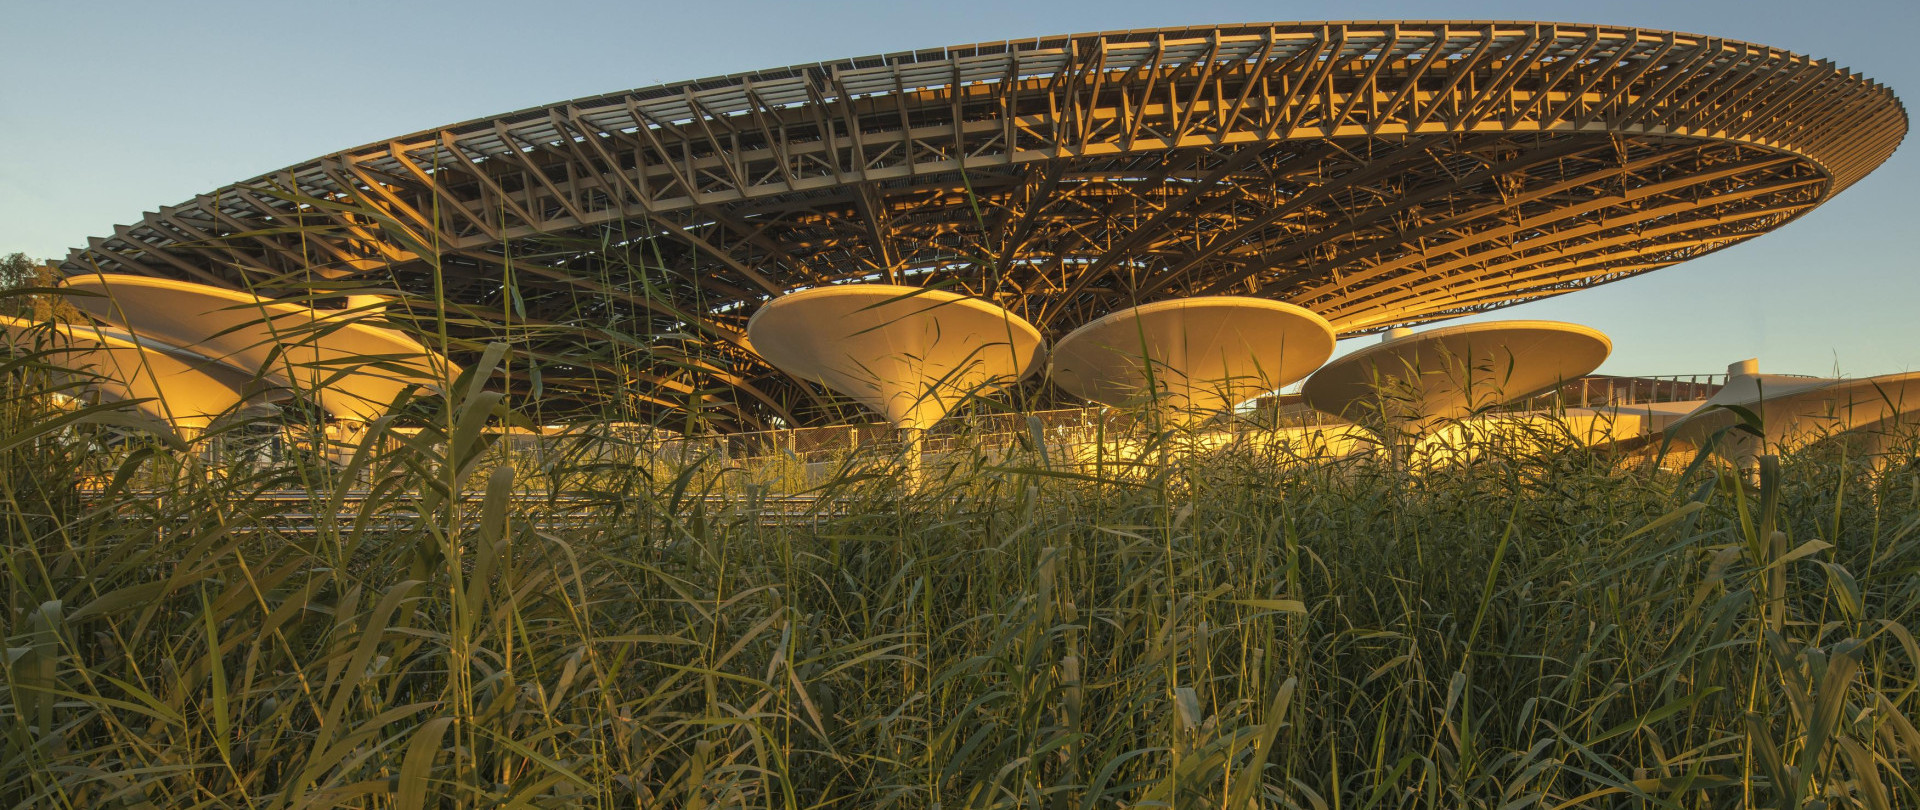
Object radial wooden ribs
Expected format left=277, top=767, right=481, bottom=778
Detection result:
left=59, top=22, right=1907, bottom=428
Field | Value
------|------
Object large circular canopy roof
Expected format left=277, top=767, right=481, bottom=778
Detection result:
left=59, top=21, right=1906, bottom=430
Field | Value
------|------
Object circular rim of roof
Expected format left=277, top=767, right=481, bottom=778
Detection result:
left=1302, top=319, right=1613, bottom=422
left=65, top=21, right=1907, bottom=275
left=1051, top=296, right=1335, bottom=414
left=199, top=22, right=1914, bottom=191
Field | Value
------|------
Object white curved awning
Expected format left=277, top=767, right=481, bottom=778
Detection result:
left=1050, top=296, right=1335, bottom=423
left=1665, top=365, right=1920, bottom=454
left=62, top=275, right=461, bottom=421
left=0, top=314, right=270, bottom=434
left=1303, top=320, right=1612, bottom=431
left=747, top=284, right=1045, bottom=431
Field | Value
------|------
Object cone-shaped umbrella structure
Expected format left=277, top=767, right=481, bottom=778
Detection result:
left=1303, top=320, right=1611, bottom=433
left=0, top=314, right=268, bottom=436
left=747, top=285, right=1044, bottom=431
left=1665, top=360, right=1920, bottom=456
left=1051, top=297, right=1334, bottom=424
left=62, top=275, right=460, bottom=421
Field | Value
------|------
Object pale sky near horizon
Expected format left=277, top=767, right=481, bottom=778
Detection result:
left=2, top=0, right=1914, bottom=378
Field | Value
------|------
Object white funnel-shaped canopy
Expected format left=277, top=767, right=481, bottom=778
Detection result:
left=1303, top=320, right=1611, bottom=430
left=1665, top=361, right=1920, bottom=454
left=0, top=314, right=268, bottom=435
left=747, top=285, right=1045, bottom=431
left=62, top=275, right=460, bottom=421
left=1051, top=297, right=1335, bottom=422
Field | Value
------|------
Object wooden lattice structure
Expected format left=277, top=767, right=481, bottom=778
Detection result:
left=60, top=22, right=1906, bottom=429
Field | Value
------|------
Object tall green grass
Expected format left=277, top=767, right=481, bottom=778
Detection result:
left=3, top=331, right=1917, bottom=807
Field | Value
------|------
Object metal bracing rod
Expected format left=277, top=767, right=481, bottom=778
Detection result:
left=1274, top=150, right=1812, bottom=303
left=1064, top=144, right=1305, bottom=296
left=1137, top=137, right=1447, bottom=284
left=1178, top=136, right=1613, bottom=297
left=1376, top=214, right=1810, bottom=324
left=1292, top=157, right=1816, bottom=308
left=1323, top=195, right=1817, bottom=327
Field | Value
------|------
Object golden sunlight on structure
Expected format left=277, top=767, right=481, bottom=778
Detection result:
left=0, top=314, right=274, bottom=437
left=1665, top=359, right=1920, bottom=464
left=1303, top=321, right=1613, bottom=435
left=62, top=274, right=460, bottom=422
left=746, top=285, right=1045, bottom=432
left=1050, top=297, right=1334, bottom=425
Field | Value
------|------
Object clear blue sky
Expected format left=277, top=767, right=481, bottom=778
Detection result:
left=2, top=0, right=1913, bottom=378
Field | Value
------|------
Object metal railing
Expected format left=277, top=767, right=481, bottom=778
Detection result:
left=699, top=373, right=1736, bottom=464
left=102, top=373, right=1735, bottom=496
left=1512, top=373, right=1729, bottom=412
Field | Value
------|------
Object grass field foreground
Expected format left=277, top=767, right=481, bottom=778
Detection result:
left=3, top=338, right=1919, bottom=809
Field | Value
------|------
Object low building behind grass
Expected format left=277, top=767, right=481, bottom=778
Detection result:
left=3, top=363, right=1918, bottom=807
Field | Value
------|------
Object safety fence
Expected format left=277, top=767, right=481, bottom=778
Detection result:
left=112, top=372, right=1736, bottom=499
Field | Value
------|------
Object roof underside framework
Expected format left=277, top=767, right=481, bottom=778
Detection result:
left=61, top=22, right=1906, bottom=430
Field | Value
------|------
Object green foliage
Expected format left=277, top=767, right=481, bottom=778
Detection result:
left=0, top=253, right=34, bottom=289
left=0, top=253, right=78, bottom=320
left=2, top=354, right=1917, bottom=808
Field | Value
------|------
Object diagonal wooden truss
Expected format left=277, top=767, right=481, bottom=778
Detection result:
left=61, top=22, right=1907, bottom=429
